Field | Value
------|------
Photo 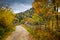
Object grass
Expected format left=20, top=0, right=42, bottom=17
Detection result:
left=21, top=24, right=59, bottom=40
left=0, top=25, right=15, bottom=40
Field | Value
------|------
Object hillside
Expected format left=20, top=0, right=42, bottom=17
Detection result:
left=14, top=8, right=34, bottom=25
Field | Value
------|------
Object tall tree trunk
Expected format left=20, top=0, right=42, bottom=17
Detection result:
left=56, top=3, right=58, bottom=30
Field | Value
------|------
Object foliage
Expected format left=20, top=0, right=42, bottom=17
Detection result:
left=0, top=7, right=15, bottom=27
left=15, top=8, right=34, bottom=24
left=26, top=0, right=60, bottom=40
left=0, top=7, right=15, bottom=40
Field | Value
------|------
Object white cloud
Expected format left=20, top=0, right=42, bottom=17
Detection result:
left=10, top=3, right=32, bottom=13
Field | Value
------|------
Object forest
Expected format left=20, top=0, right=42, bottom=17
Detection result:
left=0, top=0, right=60, bottom=40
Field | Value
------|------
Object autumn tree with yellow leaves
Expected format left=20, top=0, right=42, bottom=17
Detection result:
left=0, top=6, right=15, bottom=40
left=0, top=7, right=15, bottom=27
left=31, top=0, right=60, bottom=40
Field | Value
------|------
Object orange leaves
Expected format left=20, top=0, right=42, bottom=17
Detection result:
left=33, top=0, right=48, bottom=15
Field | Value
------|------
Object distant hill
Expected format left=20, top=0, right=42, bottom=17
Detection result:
left=14, top=8, right=34, bottom=25
left=16, top=8, right=34, bottom=18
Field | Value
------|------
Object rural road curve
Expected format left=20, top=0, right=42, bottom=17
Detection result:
left=6, top=25, right=34, bottom=40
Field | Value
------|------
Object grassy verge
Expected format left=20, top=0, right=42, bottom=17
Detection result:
left=21, top=24, right=59, bottom=40
left=0, top=25, right=15, bottom=40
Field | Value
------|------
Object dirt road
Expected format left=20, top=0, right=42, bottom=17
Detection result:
left=6, top=25, right=34, bottom=40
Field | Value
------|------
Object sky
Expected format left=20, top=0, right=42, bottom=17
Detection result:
left=0, top=0, right=34, bottom=13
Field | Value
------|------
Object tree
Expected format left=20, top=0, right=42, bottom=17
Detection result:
left=0, top=7, right=15, bottom=27
left=0, top=7, right=15, bottom=40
